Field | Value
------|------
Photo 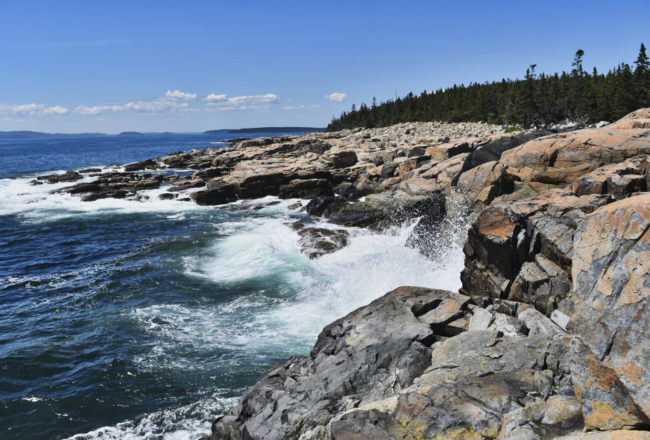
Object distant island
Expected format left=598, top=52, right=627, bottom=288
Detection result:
left=118, top=131, right=144, bottom=136
left=203, top=127, right=323, bottom=135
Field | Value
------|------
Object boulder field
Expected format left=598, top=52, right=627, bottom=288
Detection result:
left=36, top=110, right=650, bottom=439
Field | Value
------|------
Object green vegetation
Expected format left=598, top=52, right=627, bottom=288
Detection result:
left=327, top=44, right=650, bottom=131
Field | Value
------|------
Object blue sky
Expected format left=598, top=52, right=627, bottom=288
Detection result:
left=1, top=0, right=648, bottom=133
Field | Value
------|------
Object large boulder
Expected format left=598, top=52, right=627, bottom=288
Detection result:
left=500, top=115, right=650, bottom=187
left=191, top=181, right=238, bottom=205
left=568, top=194, right=650, bottom=420
left=211, top=287, right=469, bottom=440
left=234, top=172, right=292, bottom=198
left=326, top=151, right=358, bottom=168
left=460, top=189, right=608, bottom=315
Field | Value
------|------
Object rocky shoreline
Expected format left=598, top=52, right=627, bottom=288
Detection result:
left=34, top=110, right=650, bottom=439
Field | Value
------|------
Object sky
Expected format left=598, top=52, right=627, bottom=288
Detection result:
left=0, top=0, right=648, bottom=133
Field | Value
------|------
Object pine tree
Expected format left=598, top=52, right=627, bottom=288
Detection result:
left=634, top=43, right=650, bottom=107
left=572, top=49, right=585, bottom=76
left=634, top=43, right=649, bottom=73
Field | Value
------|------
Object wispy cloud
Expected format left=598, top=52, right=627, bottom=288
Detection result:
left=325, top=92, right=347, bottom=102
left=283, top=104, right=321, bottom=110
left=205, top=93, right=279, bottom=111
left=2, top=91, right=282, bottom=118
left=0, top=103, right=68, bottom=115
left=165, top=90, right=197, bottom=100
left=74, top=97, right=191, bottom=115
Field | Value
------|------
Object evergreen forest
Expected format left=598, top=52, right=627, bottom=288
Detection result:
left=327, top=44, right=650, bottom=131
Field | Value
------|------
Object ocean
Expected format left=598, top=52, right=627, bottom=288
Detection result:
left=0, top=132, right=466, bottom=439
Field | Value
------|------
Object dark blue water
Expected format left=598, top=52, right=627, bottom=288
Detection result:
left=0, top=132, right=460, bottom=439
left=1, top=132, right=281, bottom=178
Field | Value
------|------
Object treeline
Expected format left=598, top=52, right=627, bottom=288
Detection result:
left=327, top=44, right=650, bottom=131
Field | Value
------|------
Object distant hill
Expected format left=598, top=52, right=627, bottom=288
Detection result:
left=204, top=127, right=323, bottom=135
left=118, top=131, right=144, bottom=136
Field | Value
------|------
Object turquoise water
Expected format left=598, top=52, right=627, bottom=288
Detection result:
left=0, top=133, right=465, bottom=439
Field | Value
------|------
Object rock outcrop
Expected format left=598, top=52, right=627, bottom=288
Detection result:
left=204, top=109, right=650, bottom=439
left=28, top=108, right=650, bottom=438
left=208, top=285, right=644, bottom=440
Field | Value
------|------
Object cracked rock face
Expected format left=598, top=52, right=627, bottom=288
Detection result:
left=569, top=194, right=650, bottom=420
left=209, top=287, right=590, bottom=440
left=212, top=287, right=462, bottom=440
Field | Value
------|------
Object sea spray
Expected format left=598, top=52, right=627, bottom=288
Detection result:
left=2, top=175, right=470, bottom=440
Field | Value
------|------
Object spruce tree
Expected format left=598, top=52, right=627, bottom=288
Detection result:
left=634, top=43, right=649, bottom=73
left=634, top=43, right=650, bottom=106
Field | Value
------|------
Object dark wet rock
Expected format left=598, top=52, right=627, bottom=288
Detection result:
left=234, top=172, right=292, bottom=198
left=57, top=172, right=164, bottom=201
left=278, top=179, right=333, bottom=199
left=78, top=168, right=102, bottom=174
left=158, top=192, right=177, bottom=200
left=193, top=167, right=228, bottom=180
left=36, top=170, right=83, bottom=183
left=62, top=181, right=102, bottom=194
left=191, top=181, right=238, bottom=206
left=160, top=152, right=193, bottom=168
left=81, top=189, right=128, bottom=201
left=305, top=195, right=337, bottom=216
left=333, top=183, right=361, bottom=200
left=296, top=226, right=349, bottom=259
left=167, top=178, right=205, bottom=192
left=124, top=158, right=159, bottom=172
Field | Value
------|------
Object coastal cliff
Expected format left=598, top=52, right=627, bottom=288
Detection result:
left=35, top=109, right=650, bottom=439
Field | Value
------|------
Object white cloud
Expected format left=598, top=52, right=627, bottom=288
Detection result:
left=325, top=92, right=347, bottom=102
left=204, top=93, right=227, bottom=102
left=165, top=90, right=197, bottom=100
left=0, top=103, right=69, bottom=115
left=74, top=97, right=190, bottom=115
left=206, top=93, right=279, bottom=111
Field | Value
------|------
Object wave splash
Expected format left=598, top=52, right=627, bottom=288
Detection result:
left=4, top=172, right=469, bottom=439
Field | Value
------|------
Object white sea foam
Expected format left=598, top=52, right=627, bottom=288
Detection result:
left=95, top=198, right=469, bottom=439
left=0, top=171, right=210, bottom=220
left=64, top=393, right=238, bottom=440
left=6, top=170, right=470, bottom=439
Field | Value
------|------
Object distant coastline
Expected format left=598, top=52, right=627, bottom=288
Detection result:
left=203, top=127, right=323, bottom=135
left=0, top=127, right=324, bottom=140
